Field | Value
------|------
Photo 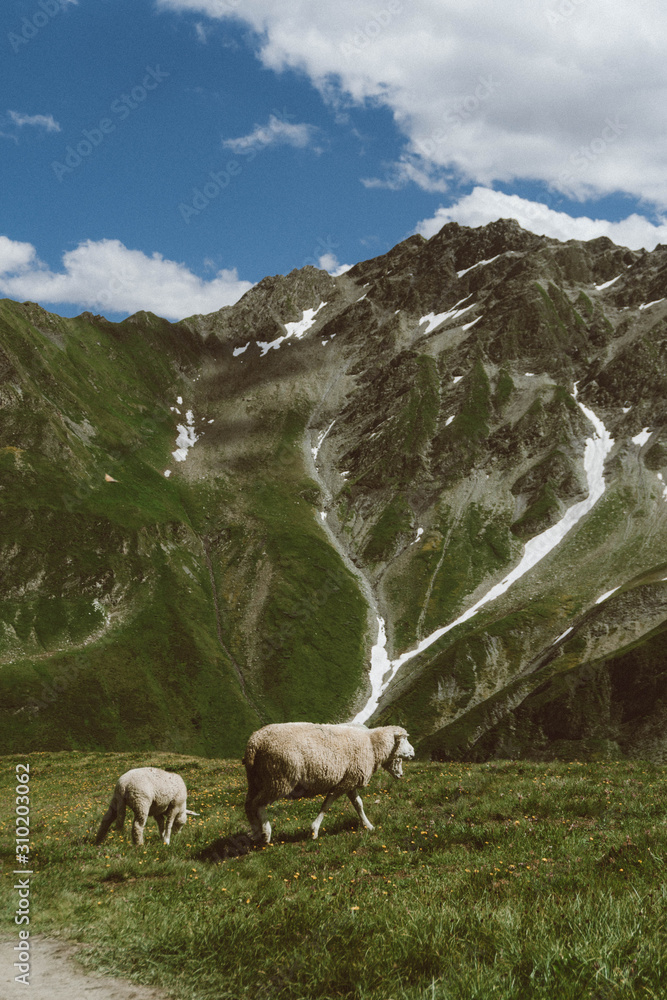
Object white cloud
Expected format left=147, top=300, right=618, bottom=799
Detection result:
left=361, top=154, right=450, bottom=193
left=0, top=236, right=38, bottom=273
left=8, top=111, right=60, bottom=132
left=194, top=21, right=208, bottom=43
left=318, top=252, right=351, bottom=276
left=155, top=0, right=667, bottom=210
left=416, top=187, right=667, bottom=251
left=0, top=236, right=253, bottom=320
left=223, top=114, right=320, bottom=153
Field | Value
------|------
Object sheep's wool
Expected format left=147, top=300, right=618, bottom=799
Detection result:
left=386, top=756, right=404, bottom=778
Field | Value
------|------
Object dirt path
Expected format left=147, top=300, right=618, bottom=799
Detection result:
left=0, top=937, right=172, bottom=1000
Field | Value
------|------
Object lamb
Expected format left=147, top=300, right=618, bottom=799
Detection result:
left=95, top=767, right=198, bottom=846
left=243, top=722, right=415, bottom=843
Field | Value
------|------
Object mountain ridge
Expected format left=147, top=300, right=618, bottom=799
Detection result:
left=2, top=218, right=667, bottom=761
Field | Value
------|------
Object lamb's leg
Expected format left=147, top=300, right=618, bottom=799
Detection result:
left=347, top=790, right=374, bottom=832
left=114, top=798, right=126, bottom=832
left=131, top=808, right=149, bottom=846
left=155, top=813, right=166, bottom=842
left=311, top=790, right=343, bottom=839
left=162, top=806, right=178, bottom=845
left=95, top=804, right=116, bottom=844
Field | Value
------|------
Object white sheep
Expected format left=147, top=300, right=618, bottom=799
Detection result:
left=243, top=722, right=415, bottom=843
left=95, top=767, right=198, bottom=846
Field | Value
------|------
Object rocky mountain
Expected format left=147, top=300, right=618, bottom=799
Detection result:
left=2, top=218, right=667, bottom=762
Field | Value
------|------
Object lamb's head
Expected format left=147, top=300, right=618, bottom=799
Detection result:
left=173, top=807, right=199, bottom=836
left=381, top=727, right=415, bottom=779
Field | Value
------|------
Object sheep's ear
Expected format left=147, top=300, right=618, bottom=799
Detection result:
left=185, top=810, right=200, bottom=816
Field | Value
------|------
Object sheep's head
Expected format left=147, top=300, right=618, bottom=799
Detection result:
left=382, top=730, right=415, bottom=779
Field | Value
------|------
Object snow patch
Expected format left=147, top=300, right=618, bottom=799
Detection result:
left=352, top=617, right=392, bottom=725
left=639, top=299, right=665, bottom=310
left=257, top=302, right=327, bottom=355
left=172, top=409, right=199, bottom=462
left=457, top=255, right=500, bottom=278
left=285, top=302, right=327, bottom=339
left=555, top=627, right=573, bottom=643
left=462, top=315, right=482, bottom=331
left=233, top=342, right=250, bottom=356
left=311, top=419, right=335, bottom=461
left=419, top=297, right=474, bottom=335
left=445, top=414, right=455, bottom=426
left=414, top=527, right=424, bottom=543
left=632, top=428, right=651, bottom=446
left=596, top=586, right=620, bottom=604
left=594, top=275, right=621, bottom=290
left=452, top=375, right=464, bottom=384
left=164, top=470, right=171, bottom=477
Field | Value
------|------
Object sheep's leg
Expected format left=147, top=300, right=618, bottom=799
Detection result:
left=162, top=807, right=177, bottom=845
left=311, top=790, right=343, bottom=839
left=155, top=813, right=166, bottom=841
left=256, top=806, right=271, bottom=845
left=347, top=790, right=374, bottom=832
left=245, top=790, right=272, bottom=843
left=95, top=805, right=116, bottom=844
left=131, top=808, right=148, bottom=846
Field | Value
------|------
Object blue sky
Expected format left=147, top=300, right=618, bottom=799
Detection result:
left=1, top=0, right=666, bottom=321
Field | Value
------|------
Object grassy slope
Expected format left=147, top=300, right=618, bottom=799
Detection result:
left=1, top=751, right=666, bottom=999
left=0, top=301, right=370, bottom=755
left=0, top=303, right=260, bottom=755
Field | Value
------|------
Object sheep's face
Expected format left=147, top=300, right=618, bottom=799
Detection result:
left=382, top=734, right=415, bottom=779
left=172, top=808, right=188, bottom=835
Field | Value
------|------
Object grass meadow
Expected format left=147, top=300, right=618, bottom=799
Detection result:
left=2, top=750, right=667, bottom=999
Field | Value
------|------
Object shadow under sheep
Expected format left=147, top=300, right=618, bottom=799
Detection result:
left=198, top=819, right=360, bottom=863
